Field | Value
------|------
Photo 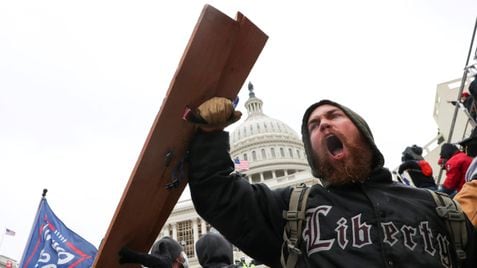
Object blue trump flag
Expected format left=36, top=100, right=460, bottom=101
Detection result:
left=20, top=190, right=97, bottom=268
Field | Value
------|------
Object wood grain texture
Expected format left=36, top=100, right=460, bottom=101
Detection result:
left=93, top=4, right=267, bottom=268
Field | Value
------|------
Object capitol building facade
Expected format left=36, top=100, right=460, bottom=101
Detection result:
left=157, top=83, right=317, bottom=267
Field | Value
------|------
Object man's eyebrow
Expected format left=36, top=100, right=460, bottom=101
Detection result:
left=311, top=108, right=340, bottom=119
left=307, top=117, right=318, bottom=125
left=308, top=107, right=343, bottom=125
left=327, top=107, right=341, bottom=114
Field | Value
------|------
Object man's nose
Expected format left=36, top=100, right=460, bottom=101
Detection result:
left=319, top=119, right=331, bottom=131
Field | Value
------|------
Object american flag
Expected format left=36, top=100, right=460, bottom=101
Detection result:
left=5, top=228, right=15, bottom=236
left=234, top=158, right=249, bottom=171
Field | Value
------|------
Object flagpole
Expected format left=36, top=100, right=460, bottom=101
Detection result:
left=19, top=189, right=48, bottom=266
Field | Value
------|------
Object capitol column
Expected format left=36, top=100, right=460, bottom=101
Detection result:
left=201, top=218, right=207, bottom=235
left=163, top=224, right=170, bottom=238
left=193, top=218, right=199, bottom=256
left=172, top=222, right=178, bottom=241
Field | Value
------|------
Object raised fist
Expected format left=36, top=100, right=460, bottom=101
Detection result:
left=190, top=97, right=242, bottom=131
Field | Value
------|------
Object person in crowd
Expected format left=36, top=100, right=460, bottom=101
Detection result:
left=461, top=92, right=476, bottom=119
left=457, top=127, right=477, bottom=181
left=455, top=178, right=477, bottom=228
left=465, top=74, right=477, bottom=120
left=187, top=97, right=477, bottom=267
left=118, top=236, right=188, bottom=268
left=238, top=257, right=249, bottom=268
left=196, top=232, right=236, bottom=268
left=438, top=143, right=472, bottom=197
left=397, top=144, right=437, bottom=190
left=450, top=91, right=475, bottom=119
left=455, top=127, right=477, bottom=227
left=248, top=260, right=257, bottom=268
left=468, top=74, right=477, bottom=102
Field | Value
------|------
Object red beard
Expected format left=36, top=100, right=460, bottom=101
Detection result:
left=317, top=141, right=373, bottom=186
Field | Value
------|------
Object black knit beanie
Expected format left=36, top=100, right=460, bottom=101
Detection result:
left=301, top=99, right=385, bottom=180
left=151, top=237, right=183, bottom=261
left=439, top=143, right=459, bottom=160
left=401, top=145, right=424, bottom=162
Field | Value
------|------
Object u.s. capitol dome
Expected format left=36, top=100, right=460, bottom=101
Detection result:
left=229, top=82, right=315, bottom=188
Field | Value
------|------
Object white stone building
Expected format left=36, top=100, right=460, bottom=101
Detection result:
left=421, top=77, right=476, bottom=183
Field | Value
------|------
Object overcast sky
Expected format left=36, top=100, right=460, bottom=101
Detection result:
left=1, top=0, right=476, bottom=262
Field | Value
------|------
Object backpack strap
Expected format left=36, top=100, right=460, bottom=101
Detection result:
left=428, top=190, right=468, bottom=267
left=281, top=183, right=310, bottom=268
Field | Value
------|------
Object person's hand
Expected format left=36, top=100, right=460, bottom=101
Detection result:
left=189, top=97, right=242, bottom=131
left=118, top=246, right=142, bottom=264
left=438, top=157, right=447, bottom=168
left=397, top=165, right=405, bottom=174
left=118, top=246, right=172, bottom=267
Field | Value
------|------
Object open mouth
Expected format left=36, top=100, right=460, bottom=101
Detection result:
left=326, top=135, right=344, bottom=157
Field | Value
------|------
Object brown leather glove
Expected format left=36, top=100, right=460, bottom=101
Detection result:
left=192, top=97, right=242, bottom=131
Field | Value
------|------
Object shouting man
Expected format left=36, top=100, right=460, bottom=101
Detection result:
left=187, top=98, right=477, bottom=268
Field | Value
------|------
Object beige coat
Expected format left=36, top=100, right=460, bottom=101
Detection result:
left=454, top=180, right=477, bottom=227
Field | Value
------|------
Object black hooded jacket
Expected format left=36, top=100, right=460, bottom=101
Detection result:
left=188, top=100, right=477, bottom=268
left=398, top=146, right=437, bottom=189
left=196, top=233, right=235, bottom=268
left=118, top=237, right=182, bottom=268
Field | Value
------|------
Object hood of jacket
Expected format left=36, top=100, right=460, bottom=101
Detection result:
left=301, top=99, right=385, bottom=185
left=195, top=233, right=233, bottom=268
left=151, top=236, right=183, bottom=262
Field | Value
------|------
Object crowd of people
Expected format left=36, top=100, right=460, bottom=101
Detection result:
left=119, top=231, right=242, bottom=268
left=396, top=76, right=477, bottom=199
left=397, top=140, right=474, bottom=198
left=119, top=92, right=477, bottom=267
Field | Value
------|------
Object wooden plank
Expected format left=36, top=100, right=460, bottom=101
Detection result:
left=93, top=4, right=267, bottom=267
